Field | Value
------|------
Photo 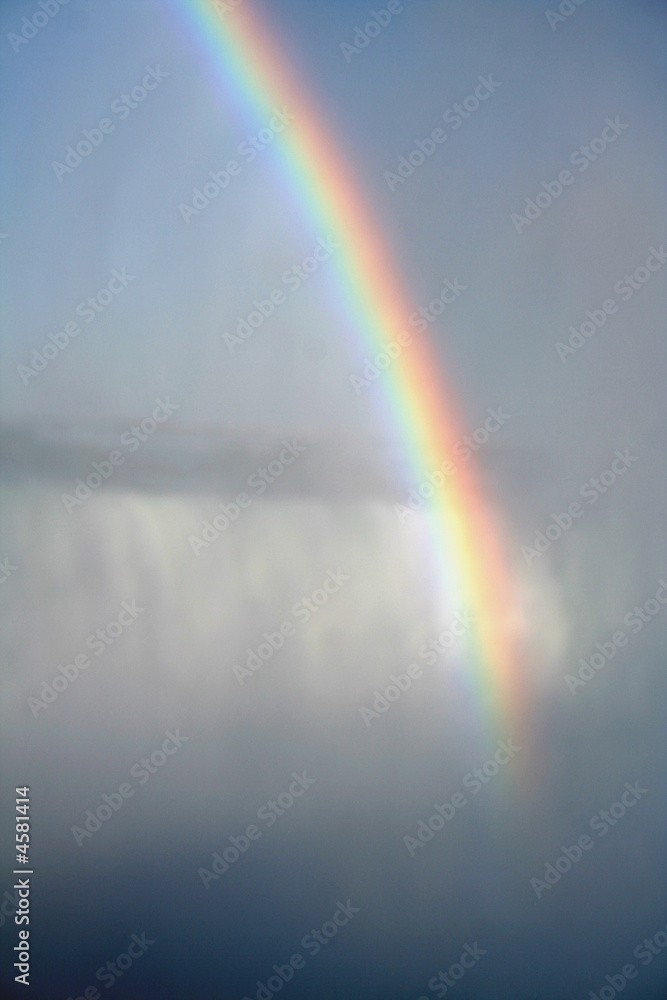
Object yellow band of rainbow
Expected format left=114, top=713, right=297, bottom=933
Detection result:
left=177, top=0, right=527, bottom=740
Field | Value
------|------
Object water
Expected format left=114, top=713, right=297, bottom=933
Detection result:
left=0, top=424, right=664, bottom=999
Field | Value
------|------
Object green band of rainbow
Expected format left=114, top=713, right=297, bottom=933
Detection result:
left=177, top=0, right=527, bottom=738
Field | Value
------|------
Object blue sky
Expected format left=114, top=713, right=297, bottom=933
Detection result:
left=1, top=0, right=664, bottom=471
left=1, top=4, right=666, bottom=998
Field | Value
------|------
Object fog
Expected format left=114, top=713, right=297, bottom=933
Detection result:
left=0, top=0, right=665, bottom=997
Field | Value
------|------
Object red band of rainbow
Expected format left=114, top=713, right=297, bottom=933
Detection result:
left=177, top=0, right=528, bottom=742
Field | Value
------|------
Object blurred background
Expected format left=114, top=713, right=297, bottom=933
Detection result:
left=0, top=1, right=665, bottom=997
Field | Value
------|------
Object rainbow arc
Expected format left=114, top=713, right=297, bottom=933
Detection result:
left=178, top=0, right=527, bottom=740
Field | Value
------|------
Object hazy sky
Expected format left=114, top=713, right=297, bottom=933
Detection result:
left=1, top=0, right=664, bottom=473
left=1, top=3, right=666, bottom=999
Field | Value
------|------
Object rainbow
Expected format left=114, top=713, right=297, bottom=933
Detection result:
left=175, top=0, right=527, bottom=741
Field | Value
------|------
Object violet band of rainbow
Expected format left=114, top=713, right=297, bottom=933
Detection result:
left=176, top=0, right=528, bottom=738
